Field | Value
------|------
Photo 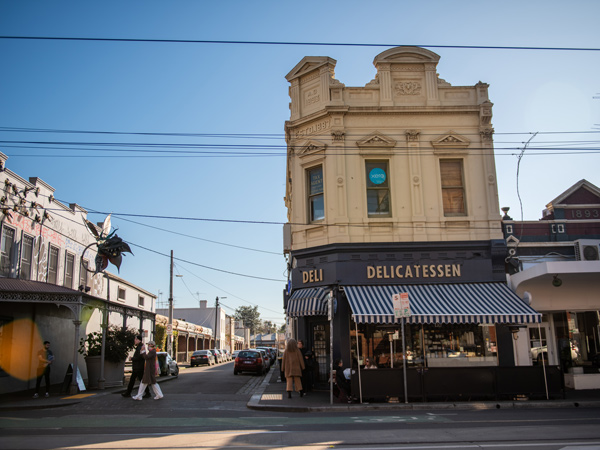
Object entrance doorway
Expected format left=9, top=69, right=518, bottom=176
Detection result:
left=311, top=322, right=330, bottom=389
left=528, top=323, right=554, bottom=365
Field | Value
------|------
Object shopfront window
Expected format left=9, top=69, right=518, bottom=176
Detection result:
left=554, top=311, right=600, bottom=373
left=350, top=322, right=498, bottom=368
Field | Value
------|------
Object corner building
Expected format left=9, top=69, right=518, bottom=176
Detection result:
left=283, top=47, right=553, bottom=402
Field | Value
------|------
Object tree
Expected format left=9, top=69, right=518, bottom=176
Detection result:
left=259, top=320, right=277, bottom=334
left=234, top=305, right=261, bottom=335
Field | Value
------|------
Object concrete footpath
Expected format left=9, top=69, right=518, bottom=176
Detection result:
left=248, top=368, right=600, bottom=412
left=2, top=367, right=600, bottom=412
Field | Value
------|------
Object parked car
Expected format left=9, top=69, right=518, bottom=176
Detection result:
left=257, top=347, right=277, bottom=365
left=209, top=349, right=224, bottom=363
left=156, top=352, right=179, bottom=377
left=219, top=349, right=232, bottom=361
left=232, top=350, right=240, bottom=359
left=190, top=350, right=215, bottom=367
left=233, top=349, right=266, bottom=375
left=251, top=348, right=270, bottom=372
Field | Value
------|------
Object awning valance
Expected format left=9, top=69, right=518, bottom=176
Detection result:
left=287, top=287, right=329, bottom=317
left=343, top=283, right=541, bottom=325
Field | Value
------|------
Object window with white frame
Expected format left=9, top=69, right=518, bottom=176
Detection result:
left=79, top=259, right=89, bottom=289
left=47, top=245, right=59, bottom=284
left=440, top=159, right=467, bottom=216
left=118, top=287, right=126, bottom=302
left=0, top=226, right=16, bottom=278
left=365, top=161, right=391, bottom=217
left=138, top=295, right=145, bottom=307
left=307, top=166, right=324, bottom=222
left=19, top=234, right=34, bottom=280
left=64, top=252, right=75, bottom=288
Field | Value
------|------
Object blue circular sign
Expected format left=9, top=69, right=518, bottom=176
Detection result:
left=369, top=168, right=386, bottom=185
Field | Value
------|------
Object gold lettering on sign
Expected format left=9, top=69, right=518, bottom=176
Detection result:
left=366, top=264, right=462, bottom=280
left=302, top=269, right=324, bottom=284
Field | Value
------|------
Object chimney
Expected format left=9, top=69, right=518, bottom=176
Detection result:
left=200, top=300, right=208, bottom=309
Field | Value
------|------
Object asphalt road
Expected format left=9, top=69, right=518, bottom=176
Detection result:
left=1, top=361, right=600, bottom=450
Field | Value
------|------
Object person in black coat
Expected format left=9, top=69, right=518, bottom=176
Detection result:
left=122, top=335, right=150, bottom=398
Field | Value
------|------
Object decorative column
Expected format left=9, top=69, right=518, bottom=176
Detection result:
left=424, top=63, right=440, bottom=106
left=378, top=63, right=394, bottom=106
left=406, top=130, right=427, bottom=238
left=289, top=79, right=300, bottom=121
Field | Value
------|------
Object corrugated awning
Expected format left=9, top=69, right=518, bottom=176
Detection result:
left=343, top=283, right=541, bottom=325
left=287, top=287, right=329, bottom=317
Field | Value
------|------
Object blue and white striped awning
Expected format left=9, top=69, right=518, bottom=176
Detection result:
left=343, top=283, right=541, bottom=325
left=287, top=287, right=329, bottom=317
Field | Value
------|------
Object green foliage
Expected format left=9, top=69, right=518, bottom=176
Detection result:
left=79, top=325, right=138, bottom=363
left=234, top=305, right=261, bottom=334
left=259, top=320, right=277, bottom=334
left=155, top=323, right=166, bottom=351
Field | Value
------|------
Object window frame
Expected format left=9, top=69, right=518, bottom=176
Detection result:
left=79, top=258, right=89, bottom=290
left=307, top=165, right=325, bottom=223
left=118, top=287, right=126, bottom=302
left=0, top=225, right=16, bottom=278
left=19, top=234, right=34, bottom=281
left=47, top=245, right=59, bottom=285
left=138, top=295, right=145, bottom=308
left=64, top=252, right=75, bottom=288
left=439, top=159, right=467, bottom=217
left=365, top=160, right=392, bottom=218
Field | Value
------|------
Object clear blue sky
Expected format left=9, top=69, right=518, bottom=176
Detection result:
left=1, top=1, right=599, bottom=326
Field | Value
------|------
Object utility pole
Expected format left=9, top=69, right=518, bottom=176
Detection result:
left=214, top=296, right=219, bottom=348
left=168, top=250, right=174, bottom=357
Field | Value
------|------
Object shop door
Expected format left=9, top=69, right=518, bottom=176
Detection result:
left=528, top=324, right=555, bottom=365
left=311, top=322, right=330, bottom=389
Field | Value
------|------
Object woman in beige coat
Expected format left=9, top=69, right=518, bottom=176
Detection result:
left=132, top=341, right=164, bottom=400
left=281, top=339, right=305, bottom=398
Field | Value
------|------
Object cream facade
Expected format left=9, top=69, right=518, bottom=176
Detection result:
left=283, top=48, right=554, bottom=402
left=284, top=46, right=502, bottom=252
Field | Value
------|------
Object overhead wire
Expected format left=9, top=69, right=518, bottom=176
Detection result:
left=1, top=36, right=599, bottom=52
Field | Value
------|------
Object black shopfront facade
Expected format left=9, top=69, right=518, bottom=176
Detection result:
left=285, top=240, right=563, bottom=402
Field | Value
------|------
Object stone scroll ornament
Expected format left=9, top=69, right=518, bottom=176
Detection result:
left=83, top=214, right=133, bottom=274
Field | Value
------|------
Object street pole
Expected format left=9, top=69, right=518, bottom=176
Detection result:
left=168, top=250, right=174, bottom=357
left=214, top=296, right=219, bottom=348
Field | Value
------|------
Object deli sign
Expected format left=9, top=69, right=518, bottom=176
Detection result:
left=302, top=268, right=324, bottom=284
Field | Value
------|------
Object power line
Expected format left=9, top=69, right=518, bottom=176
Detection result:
left=174, top=260, right=285, bottom=319
left=129, top=241, right=284, bottom=282
left=1, top=36, right=599, bottom=52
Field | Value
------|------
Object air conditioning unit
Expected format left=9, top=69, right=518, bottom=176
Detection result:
left=574, top=239, right=600, bottom=261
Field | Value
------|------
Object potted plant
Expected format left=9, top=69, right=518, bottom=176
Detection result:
left=79, top=325, right=138, bottom=388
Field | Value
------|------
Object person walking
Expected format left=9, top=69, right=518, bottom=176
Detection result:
left=281, top=338, right=305, bottom=398
left=132, top=341, right=164, bottom=401
left=122, top=335, right=150, bottom=398
left=33, top=341, right=53, bottom=398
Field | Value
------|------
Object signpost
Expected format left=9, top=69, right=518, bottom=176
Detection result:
left=392, top=293, right=411, bottom=404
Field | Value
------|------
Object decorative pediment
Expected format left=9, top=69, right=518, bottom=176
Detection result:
left=297, top=140, right=327, bottom=157
left=285, top=57, right=337, bottom=82
left=373, top=47, right=440, bottom=66
left=356, top=132, right=397, bottom=149
left=546, top=179, right=600, bottom=209
left=431, top=132, right=471, bottom=150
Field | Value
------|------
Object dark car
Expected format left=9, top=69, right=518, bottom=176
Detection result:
left=190, top=350, right=215, bottom=367
left=233, top=349, right=266, bottom=375
left=156, top=352, right=179, bottom=377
